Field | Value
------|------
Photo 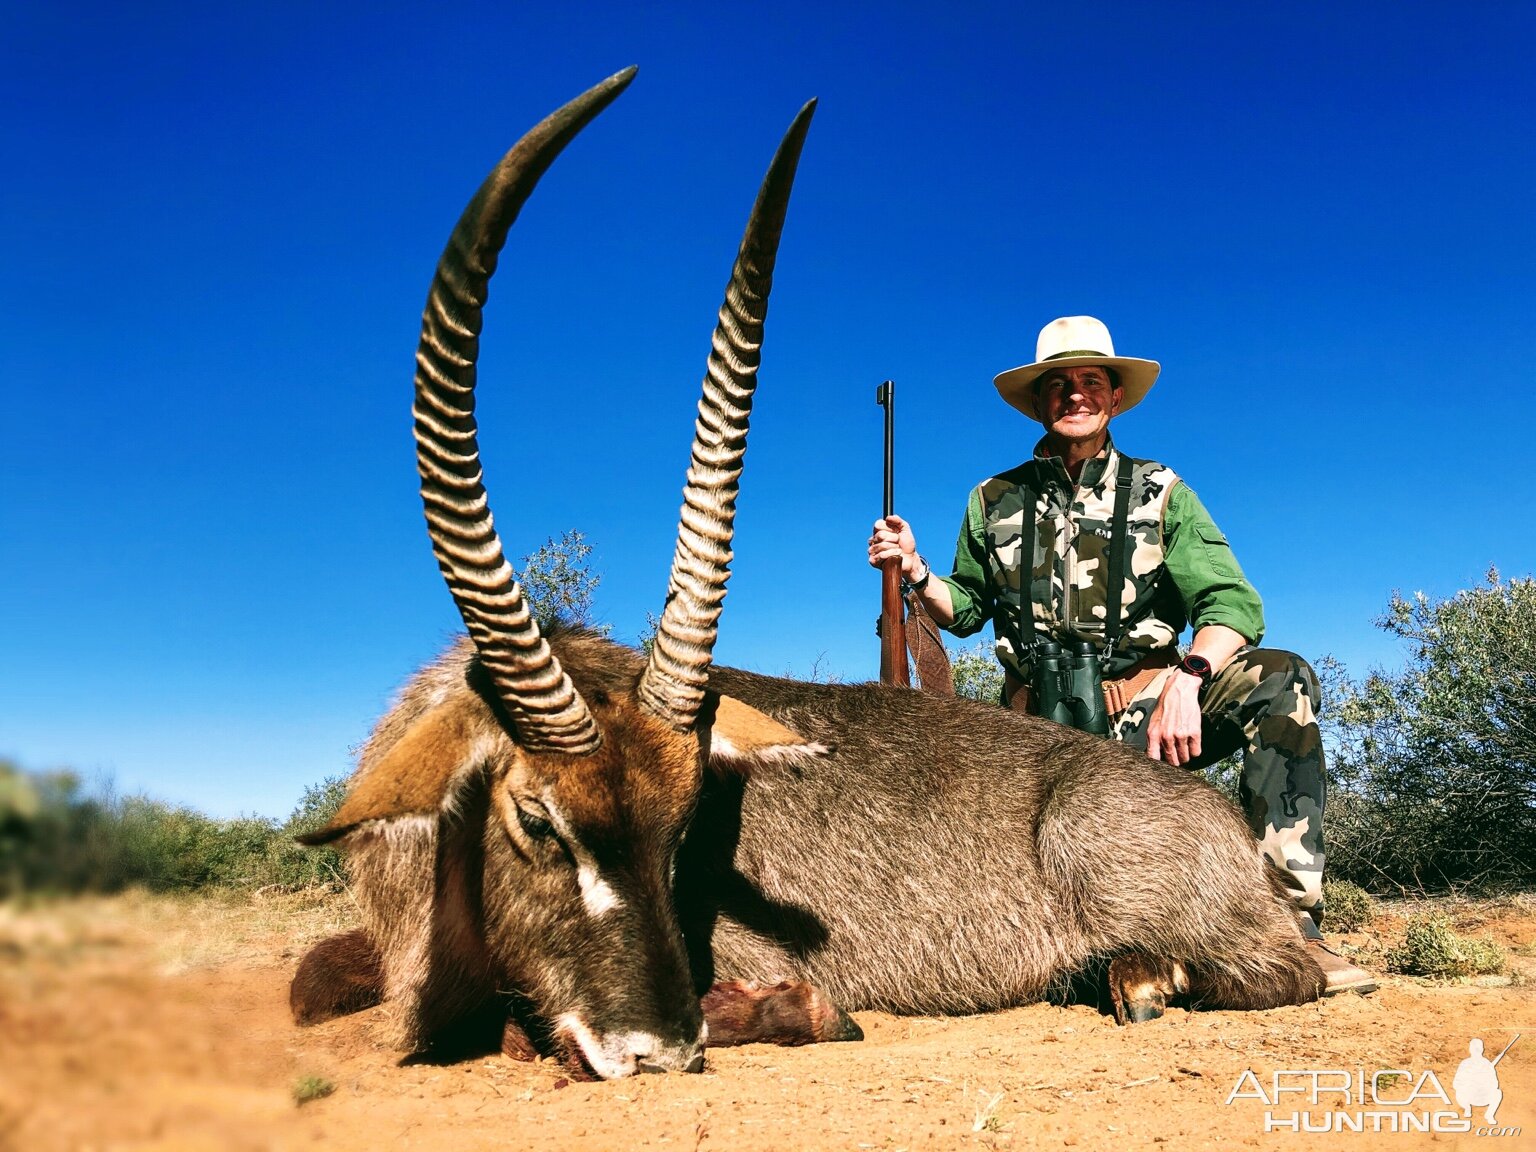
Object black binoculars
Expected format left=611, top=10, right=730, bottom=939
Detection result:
left=1032, top=638, right=1110, bottom=735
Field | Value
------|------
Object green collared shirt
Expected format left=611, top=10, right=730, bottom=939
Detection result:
left=937, top=437, right=1264, bottom=678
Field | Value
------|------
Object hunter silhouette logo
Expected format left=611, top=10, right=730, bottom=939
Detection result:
left=1226, top=1034, right=1522, bottom=1136
left=1454, top=1035, right=1518, bottom=1125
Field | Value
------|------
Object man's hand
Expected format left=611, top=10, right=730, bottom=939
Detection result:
left=868, top=515, right=922, bottom=581
left=869, top=514, right=958, bottom=628
left=1145, top=624, right=1248, bottom=766
left=1146, top=671, right=1204, bottom=767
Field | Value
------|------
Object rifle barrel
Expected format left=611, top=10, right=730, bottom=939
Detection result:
left=875, top=379, right=908, bottom=686
left=1491, top=1033, right=1520, bottom=1066
left=877, top=380, right=895, bottom=517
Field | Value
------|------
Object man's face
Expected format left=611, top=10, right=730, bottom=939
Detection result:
left=1035, top=366, right=1122, bottom=444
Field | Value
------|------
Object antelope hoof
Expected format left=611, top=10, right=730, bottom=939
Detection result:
left=826, top=1007, right=864, bottom=1043
left=1118, top=988, right=1168, bottom=1024
left=1108, top=955, right=1184, bottom=1026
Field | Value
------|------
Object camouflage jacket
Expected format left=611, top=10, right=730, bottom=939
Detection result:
left=938, top=437, right=1264, bottom=679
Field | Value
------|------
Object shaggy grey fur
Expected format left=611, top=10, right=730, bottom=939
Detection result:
left=313, top=630, right=1321, bottom=1056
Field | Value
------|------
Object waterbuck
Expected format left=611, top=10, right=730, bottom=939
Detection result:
left=291, top=68, right=1325, bottom=1080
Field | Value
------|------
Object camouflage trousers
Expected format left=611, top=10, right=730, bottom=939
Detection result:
left=1111, top=648, right=1327, bottom=928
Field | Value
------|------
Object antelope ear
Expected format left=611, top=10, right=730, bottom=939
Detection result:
left=699, top=692, right=830, bottom=777
left=298, top=696, right=494, bottom=845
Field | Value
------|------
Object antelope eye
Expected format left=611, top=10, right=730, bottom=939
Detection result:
left=516, top=806, right=555, bottom=841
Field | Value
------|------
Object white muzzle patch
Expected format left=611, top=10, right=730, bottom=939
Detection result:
left=555, top=1014, right=705, bottom=1079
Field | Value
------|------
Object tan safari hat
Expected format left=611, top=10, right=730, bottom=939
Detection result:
left=994, top=316, right=1161, bottom=421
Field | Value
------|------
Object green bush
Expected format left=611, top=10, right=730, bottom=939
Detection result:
left=1322, top=880, right=1376, bottom=932
left=1323, top=571, right=1536, bottom=893
left=1385, top=914, right=1505, bottom=979
left=950, top=639, right=1006, bottom=703
left=0, top=764, right=349, bottom=897
left=519, top=529, right=608, bottom=633
left=293, top=1075, right=336, bottom=1105
left=266, top=777, right=349, bottom=890
left=1, top=770, right=155, bottom=894
left=112, top=800, right=274, bottom=889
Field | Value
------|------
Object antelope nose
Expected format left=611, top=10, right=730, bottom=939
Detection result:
left=635, top=1046, right=706, bottom=1075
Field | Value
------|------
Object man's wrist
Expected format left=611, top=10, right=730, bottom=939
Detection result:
left=904, top=555, right=931, bottom=591
left=1178, top=653, right=1214, bottom=688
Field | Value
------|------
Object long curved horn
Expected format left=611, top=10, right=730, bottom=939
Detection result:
left=637, top=100, right=817, bottom=731
left=414, top=68, right=636, bottom=755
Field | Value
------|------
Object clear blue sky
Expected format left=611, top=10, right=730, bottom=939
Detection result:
left=4, top=2, right=1533, bottom=818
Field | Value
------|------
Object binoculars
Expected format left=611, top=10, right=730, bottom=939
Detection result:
left=1032, top=638, right=1110, bottom=735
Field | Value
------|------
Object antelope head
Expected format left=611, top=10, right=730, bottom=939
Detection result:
left=305, top=69, right=819, bottom=1077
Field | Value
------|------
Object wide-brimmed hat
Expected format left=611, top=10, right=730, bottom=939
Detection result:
left=994, top=316, right=1160, bottom=421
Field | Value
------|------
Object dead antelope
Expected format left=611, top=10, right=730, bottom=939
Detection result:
left=291, top=68, right=1324, bottom=1080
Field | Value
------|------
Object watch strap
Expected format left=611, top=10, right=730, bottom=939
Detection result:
left=1179, top=654, right=1213, bottom=686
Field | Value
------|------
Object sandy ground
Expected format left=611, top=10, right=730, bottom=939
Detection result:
left=1, top=890, right=1533, bottom=1152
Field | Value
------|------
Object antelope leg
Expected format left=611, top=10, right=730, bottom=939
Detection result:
left=289, top=929, right=384, bottom=1026
left=701, top=979, right=863, bottom=1047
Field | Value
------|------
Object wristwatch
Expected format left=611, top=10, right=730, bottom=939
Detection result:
left=1178, top=654, right=1214, bottom=687
left=905, top=555, right=932, bottom=592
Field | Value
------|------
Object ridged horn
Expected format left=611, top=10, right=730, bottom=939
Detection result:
left=637, top=100, right=817, bottom=731
left=413, top=68, right=636, bottom=755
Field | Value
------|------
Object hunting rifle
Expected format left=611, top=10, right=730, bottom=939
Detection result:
left=876, top=380, right=910, bottom=686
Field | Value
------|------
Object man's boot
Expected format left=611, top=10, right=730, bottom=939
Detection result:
left=1299, top=913, right=1379, bottom=996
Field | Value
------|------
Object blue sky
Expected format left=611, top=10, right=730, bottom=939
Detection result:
left=4, top=2, right=1533, bottom=818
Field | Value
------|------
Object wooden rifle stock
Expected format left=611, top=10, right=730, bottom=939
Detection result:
left=876, top=380, right=910, bottom=686
left=880, top=557, right=909, bottom=685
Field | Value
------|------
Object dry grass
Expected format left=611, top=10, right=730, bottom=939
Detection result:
left=1377, top=890, right=1536, bottom=927
left=155, top=885, right=361, bottom=973
left=970, top=1087, right=1007, bottom=1133
left=0, top=885, right=359, bottom=975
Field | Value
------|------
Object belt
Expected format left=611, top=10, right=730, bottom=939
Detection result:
left=1004, top=648, right=1180, bottom=718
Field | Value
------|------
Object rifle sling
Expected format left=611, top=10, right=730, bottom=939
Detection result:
left=905, top=590, right=955, bottom=696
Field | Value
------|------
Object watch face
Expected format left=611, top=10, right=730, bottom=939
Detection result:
left=1183, top=655, right=1212, bottom=680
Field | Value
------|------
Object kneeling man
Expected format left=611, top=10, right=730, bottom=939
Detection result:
left=869, top=316, right=1375, bottom=995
